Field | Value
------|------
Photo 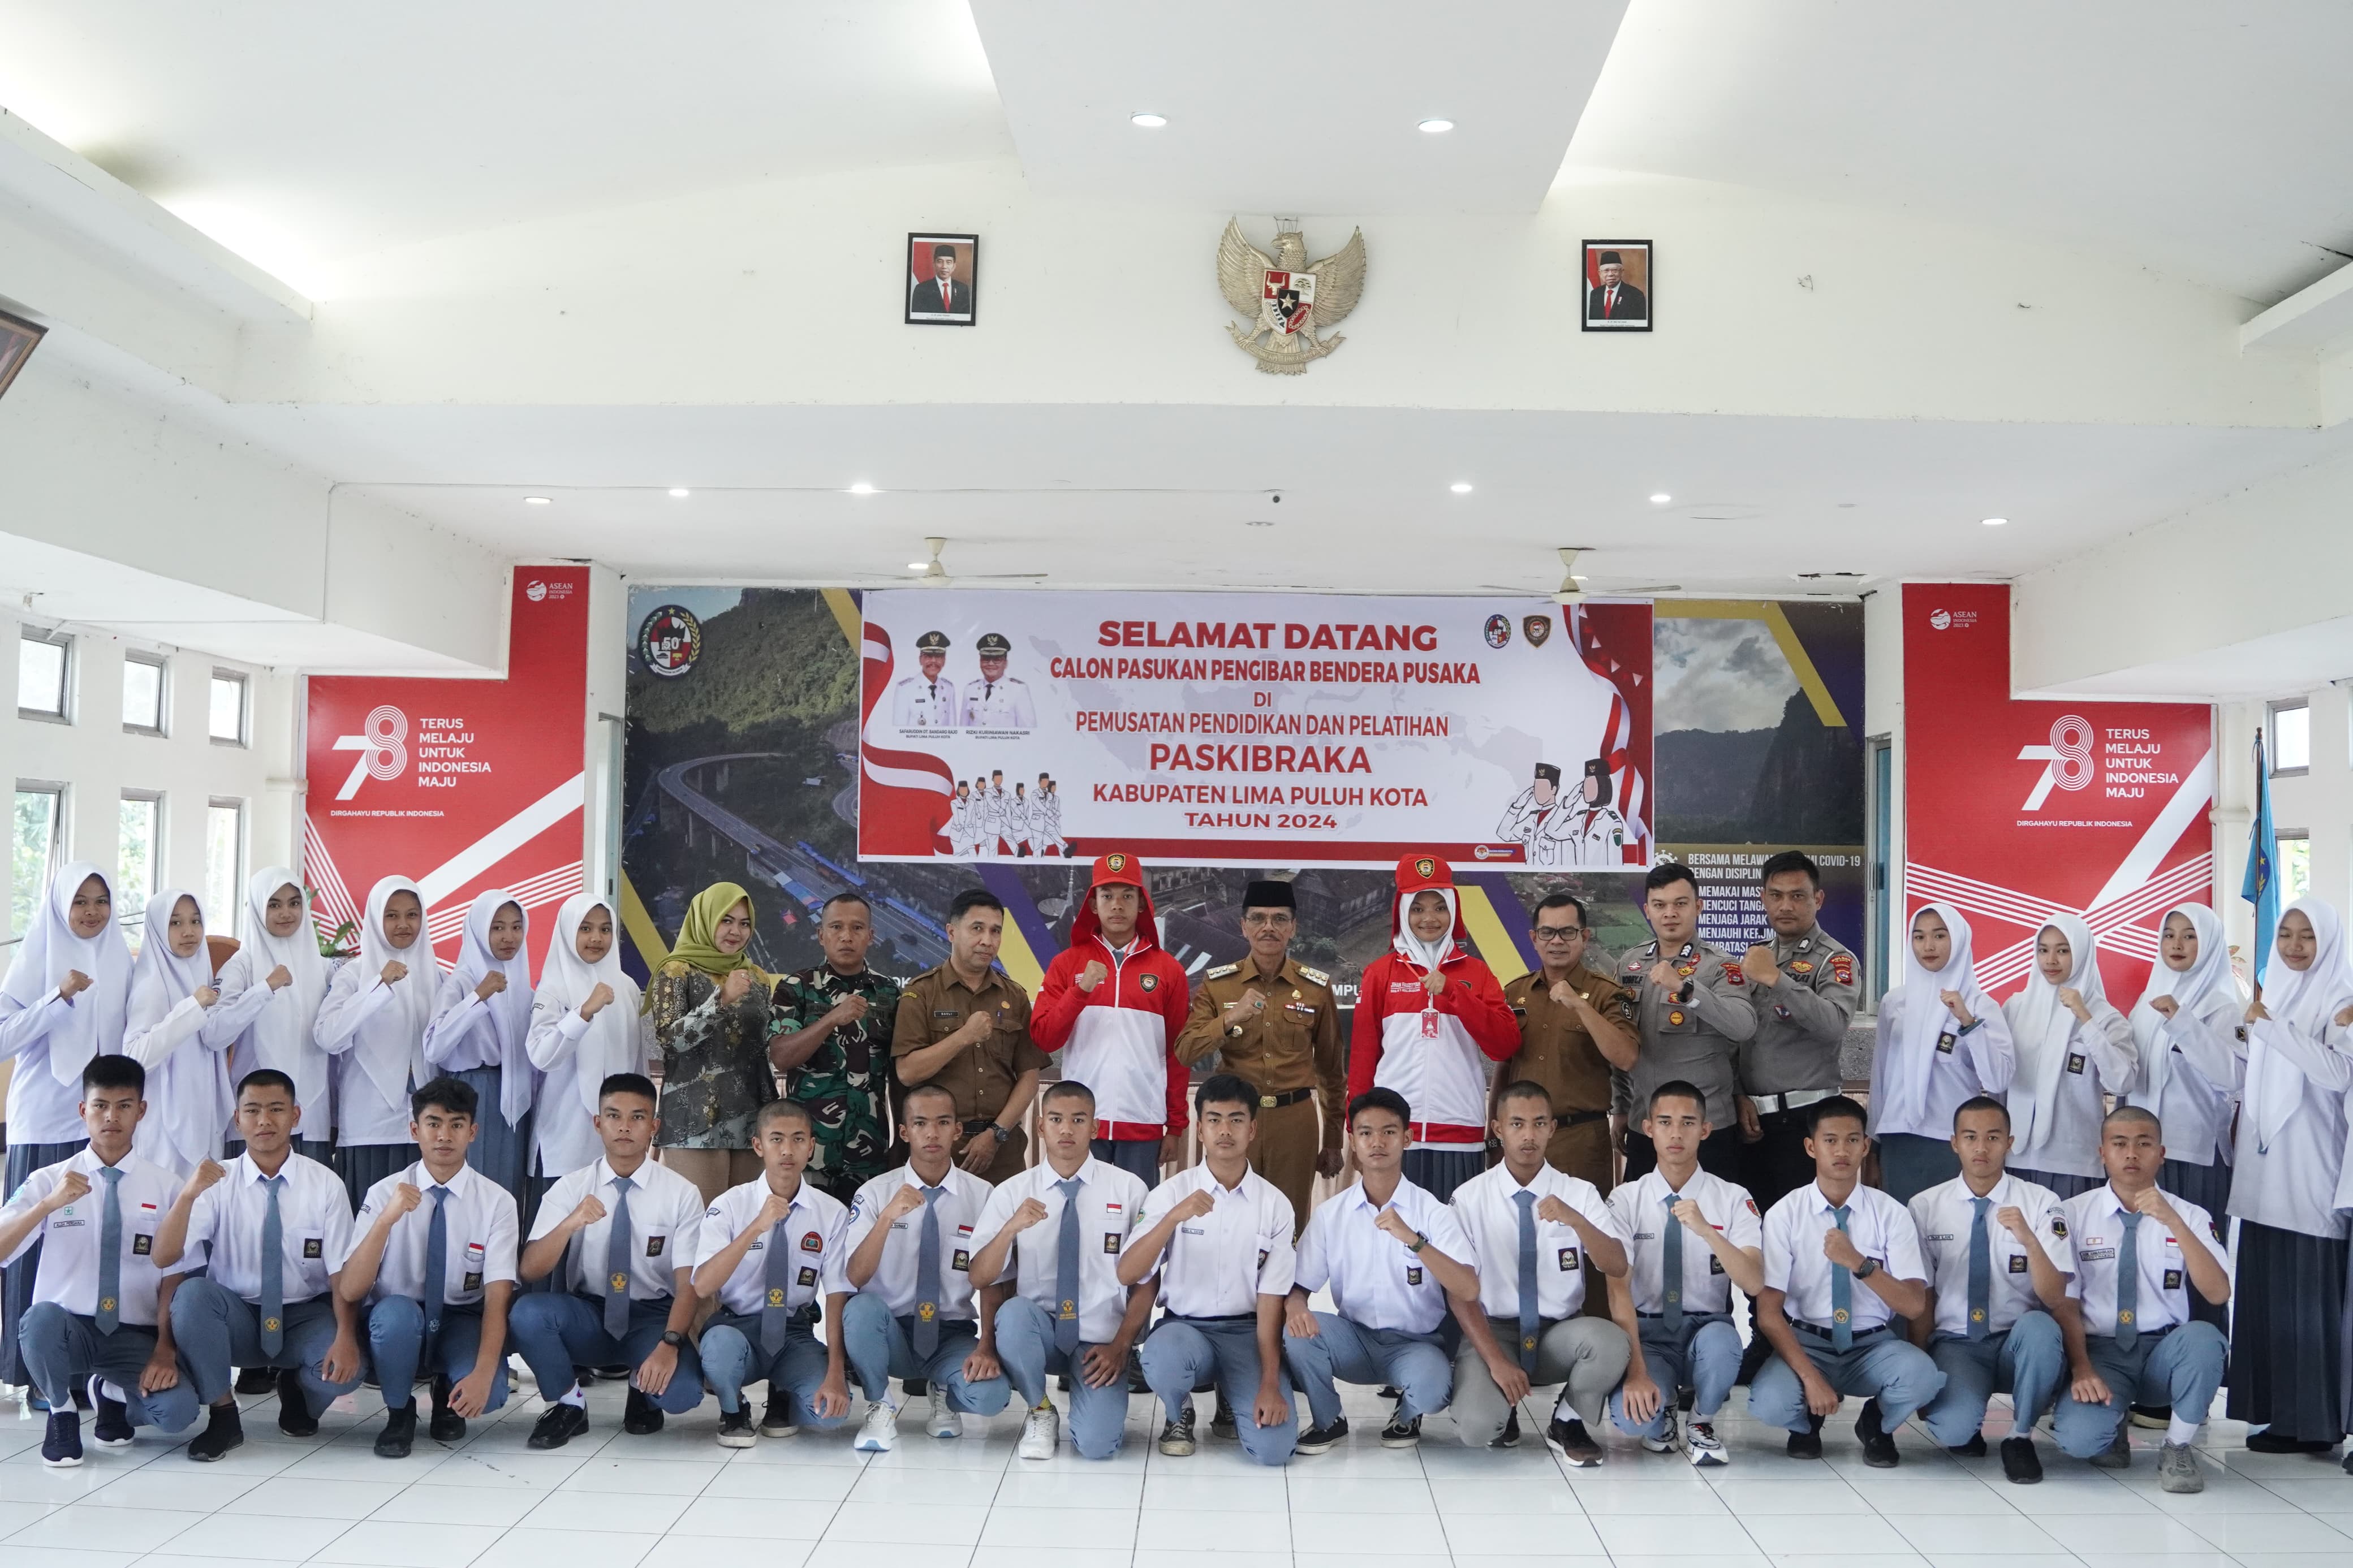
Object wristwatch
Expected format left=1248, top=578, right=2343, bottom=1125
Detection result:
left=990, top=1122, right=1013, bottom=1143
left=1226, top=1022, right=1247, bottom=1039
left=1852, top=1257, right=1880, bottom=1281
left=659, top=1329, right=688, bottom=1348
left=1407, top=1230, right=1429, bottom=1254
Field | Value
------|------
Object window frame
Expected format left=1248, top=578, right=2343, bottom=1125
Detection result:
left=18, top=630, right=72, bottom=724
left=208, top=668, right=249, bottom=748
left=12, top=780, right=69, bottom=938
left=117, top=789, right=165, bottom=914
left=122, top=649, right=169, bottom=737
left=204, top=796, right=247, bottom=938
left=2276, top=827, right=2312, bottom=904
left=2269, top=699, right=2311, bottom=777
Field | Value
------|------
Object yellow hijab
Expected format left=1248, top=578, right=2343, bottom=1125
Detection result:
left=647, top=882, right=765, bottom=1009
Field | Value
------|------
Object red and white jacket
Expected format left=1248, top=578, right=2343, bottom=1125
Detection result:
left=1032, top=893, right=1190, bottom=1140
left=1348, top=900, right=1518, bottom=1148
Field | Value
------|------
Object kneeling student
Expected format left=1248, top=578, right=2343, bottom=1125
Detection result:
left=2050, top=1107, right=2229, bottom=1493
left=1606, top=1079, right=1763, bottom=1467
left=1285, top=1087, right=1479, bottom=1452
left=509, top=1073, right=705, bottom=1448
left=1907, top=1095, right=2072, bottom=1483
left=1123, top=1072, right=1299, bottom=1466
left=1748, top=1095, right=1944, bottom=1465
left=693, top=1099, right=852, bottom=1446
left=973, top=1080, right=1153, bottom=1460
left=1450, top=1081, right=1631, bottom=1463
left=842, top=1082, right=1012, bottom=1449
left=334, top=1076, right=518, bottom=1457
left=0, top=1057, right=200, bottom=1466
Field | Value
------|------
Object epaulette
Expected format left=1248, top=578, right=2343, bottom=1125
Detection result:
left=1205, top=962, right=1239, bottom=980
left=1298, top=965, right=1330, bottom=987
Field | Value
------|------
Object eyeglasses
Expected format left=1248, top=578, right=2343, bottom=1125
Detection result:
left=1532, top=926, right=1585, bottom=943
left=1242, top=913, right=1295, bottom=927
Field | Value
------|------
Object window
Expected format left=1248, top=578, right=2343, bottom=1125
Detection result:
left=204, top=799, right=245, bottom=936
left=2270, top=700, right=2311, bottom=775
left=12, top=784, right=65, bottom=935
left=18, top=632, right=69, bottom=720
left=123, top=651, right=166, bottom=735
left=2278, top=829, right=2311, bottom=903
left=119, top=793, right=161, bottom=910
left=209, top=670, right=248, bottom=746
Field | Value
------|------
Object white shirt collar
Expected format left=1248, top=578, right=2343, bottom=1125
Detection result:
left=238, top=1151, right=299, bottom=1186
left=405, top=1160, right=477, bottom=1201
left=596, top=1156, right=656, bottom=1190
left=1808, top=1180, right=1865, bottom=1215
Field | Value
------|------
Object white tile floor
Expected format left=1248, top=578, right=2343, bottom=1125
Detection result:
left=3, top=1374, right=2350, bottom=1568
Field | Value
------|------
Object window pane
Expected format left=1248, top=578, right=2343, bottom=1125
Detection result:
left=118, top=796, right=158, bottom=909
left=12, top=789, right=61, bottom=934
left=18, top=638, right=66, bottom=715
left=2280, top=835, right=2312, bottom=902
left=209, top=674, right=245, bottom=742
left=123, top=658, right=163, bottom=731
left=205, top=803, right=243, bottom=935
left=2274, top=704, right=2311, bottom=771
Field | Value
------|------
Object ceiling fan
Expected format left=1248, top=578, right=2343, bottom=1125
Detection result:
left=1480, top=547, right=1682, bottom=605
left=908, top=536, right=1049, bottom=589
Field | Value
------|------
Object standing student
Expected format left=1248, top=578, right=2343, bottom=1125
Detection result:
left=1, top=1056, right=199, bottom=1466
left=508, top=1072, right=707, bottom=1448
left=1285, top=1087, right=1480, bottom=1453
left=525, top=896, right=647, bottom=1231
left=1617, top=863, right=1759, bottom=1181
left=1868, top=905, right=2015, bottom=1202
left=1748, top=1096, right=1945, bottom=1466
left=692, top=1099, right=853, bottom=1448
left=2223, top=898, right=2352, bottom=1458
left=841, top=1082, right=1012, bottom=1449
left=971, top=1080, right=1154, bottom=1461
left=2051, top=1108, right=2230, bottom=1492
left=216, top=870, right=331, bottom=1164
left=1, top=865, right=132, bottom=1394
left=646, top=882, right=775, bottom=1206
left=891, top=889, right=1046, bottom=1183
left=1123, top=1073, right=1300, bottom=1466
left=768, top=892, right=902, bottom=1206
left=1346, top=856, right=1519, bottom=1202
left=1736, top=852, right=1861, bottom=1213
left=334, top=1075, right=518, bottom=1457
left=1448, top=1082, right=1632, bottom=1463
left=1606, top=1080, right=1764, bottom=1467
left=1494, top=892, right=1636, bottom=1193
left=156, top=1068, right=364, bottom=1461
left=126, top=890, right=269, bottom=1180
left=2003, top=916, right=2136, bottom=1199
left=423, top=892, right=540, bottom=1203
left=1907, top=1096, right=2072, bottom=1483
left=317, top=876, right=436, bottom=1212
left=1030, top=852, right=1191, bottom=1184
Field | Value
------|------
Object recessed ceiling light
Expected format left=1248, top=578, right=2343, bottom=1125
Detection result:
left=1450, top=482, right=1473, bottom=494
left=1649, top=493, right=1671, bottom=504
left=1419, top=118, right=1455, bottom=133
left=848, top=482, right=878, bottom=495
left=1981, top=516, right=2009, bottom=526
left=1131, top=112, right=1167, bottom=128
left=906, top=560, right=929, bottom=570
left=667, top=487, right=690, bottom=499
left=523, top=495, right=552, bottom=506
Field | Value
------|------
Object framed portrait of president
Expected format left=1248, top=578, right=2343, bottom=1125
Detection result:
left=1581, top=240, right=1651, bottom=332
left=907, top=232, right=978, bottom=326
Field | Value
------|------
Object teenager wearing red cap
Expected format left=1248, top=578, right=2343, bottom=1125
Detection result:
left=1031, top=853, right=1191, bottom=1183
left=1346, top=856, right=1519, bottom=1201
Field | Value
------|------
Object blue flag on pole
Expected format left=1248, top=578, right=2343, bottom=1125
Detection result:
left=2243, top=730, right=2279, bottom=986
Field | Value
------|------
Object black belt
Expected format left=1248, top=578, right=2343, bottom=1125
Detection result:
left=1557, top=1108, right=1608, bottom=1128
left=1794, top=1320, right=1889, bottom=1342
left=1636, top=1308, right=1727, bottom=1320
left=1170, top=1311, right=1257, bottom=1324
left=1256, top=1087, right=1315, bottom=1109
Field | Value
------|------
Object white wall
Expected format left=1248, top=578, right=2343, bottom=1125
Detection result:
left=2231, top=685, right=2353, bottom=962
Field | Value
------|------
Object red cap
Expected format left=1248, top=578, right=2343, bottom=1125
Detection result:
left=1091, top=850, right=1145, bottom=890
left=1393, top=853, right=1455, bottom=893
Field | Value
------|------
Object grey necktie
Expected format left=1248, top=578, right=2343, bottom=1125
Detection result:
left=1829, top=1204, right=1853, bottom=1351
left=1966, top=1197, right=1992, bottom=1342
left=260, top=1174, right=286, bottom=1356
left=913, top=1187, right=946, bottom=1358
left=1054, top=1177, right=1084, bottom=1354
left=96, top=1167, right=124, bottom=1333
left=2115, top=1211, right=2142, bottom=1351
left=1661, top=1193, right=1684, bottom=1333
left=761, top=1209, right=794, bottom=1355
left=421, top=1185, right=451, bottom=1355
left=604, top=1175, right=636, bottom=1338
left=1513, top=1190, right=1539, bottom=1375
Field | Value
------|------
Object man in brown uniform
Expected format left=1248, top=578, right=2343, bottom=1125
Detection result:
left=1496, top=892, right=1637, bottom=1191
left=1174, top=880, right=1343, bottom=1232
left=890, top=888, right=1047, bottom=1184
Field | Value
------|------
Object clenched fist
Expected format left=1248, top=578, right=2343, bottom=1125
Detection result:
left=476, top=971, right=507, bottom=1002
left=581, top=982, right=615, bottom=1019
left=1076, top=960, right=1110, bottom=994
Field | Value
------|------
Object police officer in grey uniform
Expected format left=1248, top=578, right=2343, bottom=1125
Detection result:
left=1618, top=863, right=1756, bottom=1182
left=1735, top=851, right=1862, bottom=1214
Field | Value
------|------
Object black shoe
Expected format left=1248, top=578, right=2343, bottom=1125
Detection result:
left=1210, top=1401, right=1237, bottom=1441
left=41, top=1410, right=83, bottom=1468
left=234, top=1366, right=275, bottom=1396
left=2246, top=1430, right=2333, bottom=1454
left=573, top=1364, right=597, bottom=1387
left=275, top=1367, right=317, bottom=1437
left=527, top=1402, right=590, bottom=1450
left=1125, top=1347, right=1151, bottom=1396
left=88, top=1377, right=135, bottom=1448
left=1787, top=1413, right=1825, bottom=1460
left=1856, top=1398, right=1899, bottom=1468
left=593, top=1363, right=631, bottom=1380
left=374, top=1404, right=417, bottom=1458
left=623, top=1387, right=664, bottom=1435
left=1380, top=1412, right=1422, bottom=1448
left=2001, top=1436, right=2043, bottom=1484
left=717, top=1408, right=757, bottom=1448
left=902, top=1377, right=930, bottom=1398
left=1294, top=1415, right=1348, bottom=1455
left=188, top=1402, right=245, bottom=1462
left=428, top=1379, right=466, bottom=1442
left=1948, top=1432, right=1987, bottom=1458
left=759, top=1397, right=796, bottom=1439
left=1547, top=1413, right=1602, bottom=1467
left=2128, top=1402, right=2172, bottom=1431
left=1376, top=1384, right=1400, bottom=1399
left=1491, top=1408, right=1521, bottom=1449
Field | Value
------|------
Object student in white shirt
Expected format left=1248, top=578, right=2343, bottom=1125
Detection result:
left=125, top=889, right=270, bottom=1181
left=1448, top=1081, right=1630, bottom=1463
left=840, top=1082, right=1011, bottom=1450
left=1606, top=1080, right=1764, bottom=1467
left=422, top=892, right=541, bottom=1204
left=525, top=896, right=646, bottom=1228
left=1906, top=1095, right=2073, bottom=1483
left=692, top=1099, right=854, bottom=1448
left=334, top=1075, right=520, bottom=1458
left=971, top=1079, right=1154, bottom=1461
left=1748, top=1095, right=1945, bottom=1466
left=510, top=1072, right=707, bottom=1448
left=1868, top=905, right=2014, bottom=1202
left=2050, top=1107, right=2230, bottom=1493
left=1123, top=1072, right=1299, bottom=1466
left=1284, top=1086, right=1479, bottom=1454
left=215, top=871, right=332, bottom=1165
left=2121, top=906, right=2243, bottom=1309
left=2003, top=917, right=2137, bottom=1199
left=156, top=1068, right=363, bottom=1461
left=1, top=1056, right=199, bottom=1467
left=316, top=876, right=436, bottom=1211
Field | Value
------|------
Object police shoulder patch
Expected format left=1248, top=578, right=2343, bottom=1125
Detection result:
left=1206, top=962, right=1239, bottom=980
left=1299, top=965, right=1330, bottom=987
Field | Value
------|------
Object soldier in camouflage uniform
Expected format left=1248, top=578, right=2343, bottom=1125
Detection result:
left=769, top=892, right=903, bottom=1206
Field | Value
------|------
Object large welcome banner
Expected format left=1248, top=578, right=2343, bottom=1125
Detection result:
left=857, top=590, right=1653, bottom=870
left=1902, top=583, right=2213, bottom=1002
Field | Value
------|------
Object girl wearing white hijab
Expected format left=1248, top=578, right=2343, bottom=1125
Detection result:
left=2123, top=905, right=2245, bottom=1219
left=422, top=890, right=541, bottom=1202
left=2224, top=898, right=2353, bottom=1458
left=525, top=894, right=646, bottom=1225
left=1867, top=903, right=2015, bottom=1202
left=2000, top=914, right=2136, bottom=1198
left=0, top=862, right=132, bottom=1389
left=214, top=869, right=332, bottom=1161
left=123, top=889, right=273, bottom=1178
left=316, top=875, right=435, bottom=1211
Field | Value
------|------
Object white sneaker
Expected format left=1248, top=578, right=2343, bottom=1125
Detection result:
left=854, top=1399, right=898, bottom=1453
left=1018, top=1403, right=1060, bottom=1460
left=926, top=1384, right=962, bottom=1439
left=1641, top=1408, right=1678, bottom=1454
left=1684, top=1418, right=1728, bottom=1467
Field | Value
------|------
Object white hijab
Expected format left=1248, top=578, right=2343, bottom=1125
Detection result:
left=127, top=889, right=224, bottom=1172
left=2245, top=896, right=2353, bottom=1150
left=1393, top=887, right=1459, bottom=973
left=449, top=889, right=538, bottom=1129
left=1, top=860, right=132, bottom=1085
left=237, top=867, right=329, bottom=1076
left=537, top=892, right=641, bottom=1122
left=1886, top=902, right=1997, bottom=1130
left=2128, top=904, right=2232, bottom=1109
left=352, top=874, right=436, bottom=1112
left=2006, top=913, right=2105, bottom=1159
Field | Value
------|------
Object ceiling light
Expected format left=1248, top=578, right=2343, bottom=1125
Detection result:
left=848, top=482, right=878, bottom=495
left=1131, top=113, right=1167, bottom=128
left=1450, top=482, right=1473, bottom=495
left=1981, top=516, right=2009, bottom=526
left=1245, top=519, right=1275, bottom=528
left=907, top=560, right=929, bottom=570
left=1419, top=118, right=1455, bottom=133
left=667, top=487, right=690, bottom=498
left=523, top=495, right=552, bottom=506
left=1649, top=493, right=1671, bottom=504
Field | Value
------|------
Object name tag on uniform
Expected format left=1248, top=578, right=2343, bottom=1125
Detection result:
left=1179, top=1225, right=1207, bottom=1237
left=951, top=1249, right=970, bottom=1272
left=2007, top=1255, right=2028, bottom=1274
left=302, top=1238, right=324, bottom=1259
left=132, top=1233, right=153, bottom=1255
left=2079, top=1246, right=2115, bottom=1262
left=1557, top=1247, right=1579, bottom=1272
left=1405, top=1266, right=1423, bottom=1286
left=2066, top=1053, right=2086, bottom=1075
left=933, top=1009, right=960, bottom=1019
left=1936, top=1031, right=1956, bottom=1055
left=646, top=1236, right=666, bottom=1258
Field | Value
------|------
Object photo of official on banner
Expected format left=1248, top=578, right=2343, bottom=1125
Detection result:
left=856, top=590, right=1653, bottom=869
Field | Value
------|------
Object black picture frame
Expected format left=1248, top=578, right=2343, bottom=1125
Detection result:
left=1581, top=240, right=1652, bottom=332
left=906, top=232, right=979, bottom=326
left=0, top=306, right=47, bottom=401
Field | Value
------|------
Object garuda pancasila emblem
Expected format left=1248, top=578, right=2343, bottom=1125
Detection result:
left=1216, top=217, right=1366, bottom=374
